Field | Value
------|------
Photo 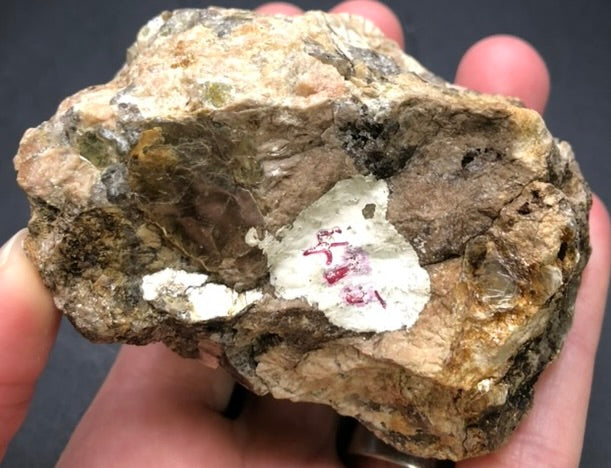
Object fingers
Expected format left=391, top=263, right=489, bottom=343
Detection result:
left=454, top=28, right=599, bottom=467
left=0, top=230, right=60, bottom=459
left=259, top=4, right=548, bottom=118
left=59, top=343, right=238, bottom=466
left=61, top=344, right=341, bottom=466
left=455, top=35, right=550, bottom=114
left=329, top=1, right=405, bottom=49
left=256, top=2, right=303, bottom=15
left=102, top=343, right=235, bottom=411
left=257, top=1, right=405, bottom=49
left=564, top=196, right=611, bottom=369
left=459, top=197, right=611, bottom=468
left=236, top=394, right=341, bottom=466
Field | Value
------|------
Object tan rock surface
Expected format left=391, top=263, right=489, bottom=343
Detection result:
left=14, top=8, right=590, bottom=460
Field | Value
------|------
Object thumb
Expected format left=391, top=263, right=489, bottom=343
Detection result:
left=0, top=230, right=60, bottom=460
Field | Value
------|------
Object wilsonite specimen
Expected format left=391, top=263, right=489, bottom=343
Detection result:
left=14, top=8, right=590, bottom=460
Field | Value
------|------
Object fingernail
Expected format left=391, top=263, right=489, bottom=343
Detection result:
left=0, top=229, right=27, bottom=271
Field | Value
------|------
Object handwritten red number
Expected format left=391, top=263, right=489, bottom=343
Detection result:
left=303, top=228, right=386, bottom=308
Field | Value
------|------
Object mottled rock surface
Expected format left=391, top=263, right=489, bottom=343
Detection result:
left=14, top=7, right=590, bottom=461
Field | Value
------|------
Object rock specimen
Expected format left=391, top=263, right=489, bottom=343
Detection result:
left=14, top=7, right=590, bottom=461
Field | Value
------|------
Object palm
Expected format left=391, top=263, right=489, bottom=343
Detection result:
left=58, top=344, right=341, bottom=467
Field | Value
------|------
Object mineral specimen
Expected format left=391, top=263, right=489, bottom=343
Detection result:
left=14, top=7, right=590, bottom=461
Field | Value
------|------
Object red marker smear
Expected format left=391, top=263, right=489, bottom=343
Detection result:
left=342, top=247, right=371, bottom=275
left=324, top=265, right=351, bottom=284
left=343, top=286, right=366, bottom=305
left=304, top=227, right=387, bottom=310
left=303, top=227, right=348, bottom=265
left=316, top=227, right=342, bottom=242
left=374, top=290, right=387, bottom=308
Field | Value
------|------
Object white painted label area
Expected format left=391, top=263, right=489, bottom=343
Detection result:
left=247, top=175, right=430, bottom=333
left=141, top=268, right=262, bottom=322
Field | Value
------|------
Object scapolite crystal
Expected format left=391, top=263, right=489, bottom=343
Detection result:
left=14, top=8, right=590, bottom=460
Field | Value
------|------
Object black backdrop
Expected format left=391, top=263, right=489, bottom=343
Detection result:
left=1, top=1, right=610, bottom=466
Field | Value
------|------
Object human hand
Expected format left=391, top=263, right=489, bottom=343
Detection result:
left=1, top=2, right=609, bottom=466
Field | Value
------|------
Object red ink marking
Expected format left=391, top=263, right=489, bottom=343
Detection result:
left=331, top=242, right=349, bottom=248
left=316, top=227, right=342, bottom=242
left=343, top=285, right=366, bottom=305
left=303, top=247, right=333, bottom=264
left=341, top=285, right=387, bottom=309
left=304, top=227, right=386, bottom=309
left=303, top=227, right=348, bottom=265
left=374, top=290, right=387, bottom=308
left=324, top=265, right=351, bottom=284
left=342, top=247, right=371, bottom=275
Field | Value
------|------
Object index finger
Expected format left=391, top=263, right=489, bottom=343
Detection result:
left=455, top=35, right=550, bottom=114
left=0, top=231, right=60, bottom=460
left=329, top=1, right=405, bottom=49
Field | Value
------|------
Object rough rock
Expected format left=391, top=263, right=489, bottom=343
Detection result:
left=14, top=7, right=590, bottom=461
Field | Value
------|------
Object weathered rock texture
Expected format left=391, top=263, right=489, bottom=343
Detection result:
left=14, top=8, right=590, bottom=461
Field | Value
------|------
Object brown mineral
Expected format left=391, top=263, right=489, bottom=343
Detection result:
left=14, top=7, right=590, bottom=461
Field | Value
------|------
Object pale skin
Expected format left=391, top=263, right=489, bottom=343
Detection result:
left=0, top=1, right=609, bottom=466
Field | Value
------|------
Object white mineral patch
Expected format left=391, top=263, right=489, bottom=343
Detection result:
left=247, top=175, right=430, bottom=332
left=188, top=284, right=263, bottom=321
left=141, top=268, right=262, bottom=322
left=476, top=378, right=493, bottom=393
left=141, top=268, right=209, bottom=301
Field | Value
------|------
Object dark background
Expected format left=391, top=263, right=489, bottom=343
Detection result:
left=1, top=0, right=609, bottom=466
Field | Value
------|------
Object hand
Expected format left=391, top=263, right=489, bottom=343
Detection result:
left=1, top=2, right=609, bottom=466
